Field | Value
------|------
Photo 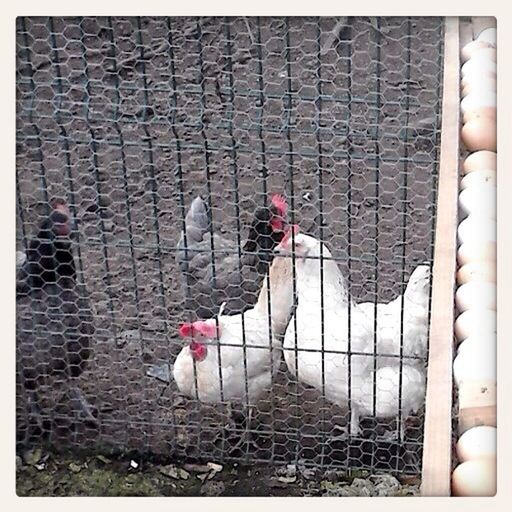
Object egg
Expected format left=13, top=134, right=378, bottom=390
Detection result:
left=462, top=106, right=496, bottom=124
left=461, top=118, right=496, bottom=152
left=457, top=333, right=496, bottom=356
left=461, top=78, right=496, bottom=98
left=457, top=426, right=497, bottom=463
left=477, top=28, right=497, bottom=46
left=452, top=458, right=496, bottom=496
left=457, top=261, right=496, bottom=284
left=454, top=309, right=496, bottom=341
left=460, top=169, right=496, bottom=190
left=461, top=58, right=497, bottom=78
left=460, top=91, right=497, bottom=114
left=462, top=151, right=497, bottom=174
left=457, top=216, right=496, bottom=245
left=461, top=40, right=495, bottom=62
left=461, top=70, right=497, bottom=89
left=457, top=335, right=496, bottom=359
left=458, top=242, right=496, bottom=266
left=458, top=185, right=496, bottom=219
left=468, top=48, right=497, bottom=64
left=455, top=281, right=496, bottom=312
left=453, top=343, right=495, bottom=385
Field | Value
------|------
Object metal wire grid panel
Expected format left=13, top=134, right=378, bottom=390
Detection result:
left=16, top=16, right=444, bottom=474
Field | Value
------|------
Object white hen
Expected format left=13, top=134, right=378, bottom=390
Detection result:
left=173, top=253, right=294, bottom=406
left=357, top=265, right=431, bottom=364
left=277, top=230, right=428, bottom=440
left=277, top=231, right=372, bottom=418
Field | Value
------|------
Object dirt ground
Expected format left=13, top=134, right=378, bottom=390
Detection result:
left=16, top=448, right=421, bottom=497
left=16, top=16, right=444, bottom=494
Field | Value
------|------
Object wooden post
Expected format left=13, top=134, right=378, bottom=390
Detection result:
left=420, top=17, right=460, bottom=497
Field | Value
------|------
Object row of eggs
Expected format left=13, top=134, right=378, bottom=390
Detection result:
left=455, top=151, right=496, bottom=388
left=452, top=28, right=497, bottom=497
left=460, top=28, right=496, bottom=153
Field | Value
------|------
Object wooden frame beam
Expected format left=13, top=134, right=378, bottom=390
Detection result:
left=420, top=16, right=460, bottom=497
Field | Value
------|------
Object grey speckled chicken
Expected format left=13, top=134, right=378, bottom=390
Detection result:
left=16, top=200, right=97, bottom=444
left=176, top=194, right=288, bottom=319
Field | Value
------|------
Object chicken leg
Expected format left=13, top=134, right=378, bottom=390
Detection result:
left=228, top=403, right=258, bottom=452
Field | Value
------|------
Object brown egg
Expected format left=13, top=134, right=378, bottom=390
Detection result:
left=462, top=118, right=496, bottom=152
left=463, top=151, right=497, bottom=174
left=463, top=106, right=496, bottom=124
left=457, top=242, right=496, bottom=266
left=452, top=458, right=496, bottom=496
left=461, top=40, right=495, bottom=62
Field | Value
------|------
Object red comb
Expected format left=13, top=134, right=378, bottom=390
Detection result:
left=271, top=194, right=288, bottom=215
left=281, top=224, right=299, bottom=245
left=179, top=323, right=195, bottom=337
left=195, top=320, right=220, bottom=339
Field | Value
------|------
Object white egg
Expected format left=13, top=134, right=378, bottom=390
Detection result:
left=461, top=58, right=496, bottom=78
left=455, top=281, right=496, bottom=312
left=457, top=216, right=496, bottom=245
left=452, top=458, right=496, bottom=496
left=462, top=151, right=497, bottom=173
left=453, top=344, right=495, bottom=386
left=460, top=91, right=497, bottom=114
left=461, top=40, right=495, bottom=62
left=461, top=70, right=497, bottom=89
left=461, top=78, right=496, bottom=98
left=467, top=48, right=496, bottom=63
left=454, top=309, right=496, bottom=342
left=456, top=426, right=497, bottom=462
left=457, top=242, right=496, bottom=266
left=460, top=169, right=496, bottom=190
left=477, top=28, right=497, bottom=46
left=457, top=261, right=496, bottom=284
left=457, top=335, right=496, bottom=358
left=458, top=185, right=496, bottom=219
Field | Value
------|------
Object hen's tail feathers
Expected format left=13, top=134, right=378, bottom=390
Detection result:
left=404, top=264, right=431, bottom=306
left=177, top=196, right=209, bottom=265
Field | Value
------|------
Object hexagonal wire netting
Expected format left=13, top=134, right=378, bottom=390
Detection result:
left=16, top=16, right=444, bottom=475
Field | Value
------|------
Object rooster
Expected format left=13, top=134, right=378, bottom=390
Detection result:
left=16, top=199, right=97, bottom=445
left=173, top=238, right=295, bottom=446
left=176, top=194, right=288, bottom=319
left=276, top=228, right=428, bottom=440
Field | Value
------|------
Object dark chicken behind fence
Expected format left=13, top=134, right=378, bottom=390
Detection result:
left=17, top=199, right=76, bottom=297
left=16, top=200, right=97, bottom=441
left=176, top=194, right=288, bottom=319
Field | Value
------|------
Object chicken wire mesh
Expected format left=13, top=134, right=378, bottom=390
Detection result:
left=16, top=16, right=444, bottom=476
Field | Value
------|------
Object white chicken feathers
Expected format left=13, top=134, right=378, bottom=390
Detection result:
left=357, top=264, right=431, bottom=364
left=278, top=232, right=430, bottom=438
left=280, top=235, right=371, bottom=406
left=350, top=364, right=426, bottom=437
left=173, top=255, right=294, bottom=404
